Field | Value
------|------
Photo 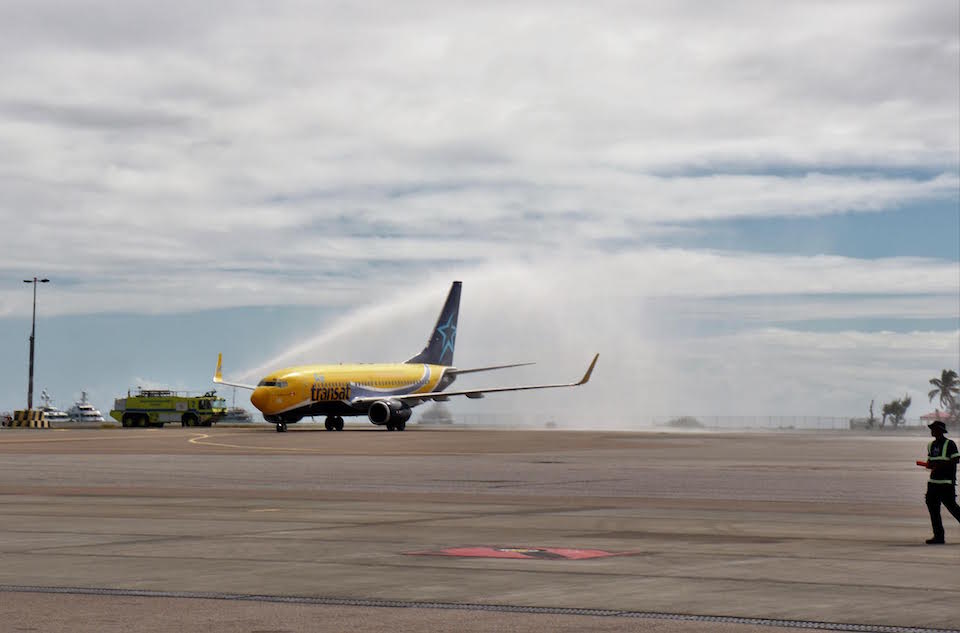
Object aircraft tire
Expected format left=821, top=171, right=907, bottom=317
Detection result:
left=334, top=417, right=344, bottom=431
left=386, top=423, right=395, bottom=432
left=396, top=420, right=406, bottom=432
left=324, top=418, right=334, bottom=431
left=276, top=422, right=287, bottom=433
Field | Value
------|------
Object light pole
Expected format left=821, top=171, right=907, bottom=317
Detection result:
left=23, top=277, right=49, bottom=411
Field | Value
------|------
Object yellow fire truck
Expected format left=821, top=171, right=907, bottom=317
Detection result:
left=110, top=389, right=227, bottom=428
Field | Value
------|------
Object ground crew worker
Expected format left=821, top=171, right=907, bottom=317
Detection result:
left=923, top=420, right=960, bottom=544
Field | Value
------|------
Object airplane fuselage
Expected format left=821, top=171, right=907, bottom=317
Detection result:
left=250, top=362, right=454, bottom=422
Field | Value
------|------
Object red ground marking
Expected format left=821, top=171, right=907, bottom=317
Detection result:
left=406, top=546, right=639, bottom=560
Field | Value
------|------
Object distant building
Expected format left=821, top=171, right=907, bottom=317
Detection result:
left=920, top=410, right=952, bottom=423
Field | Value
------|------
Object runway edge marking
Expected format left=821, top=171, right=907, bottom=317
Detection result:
left=0, top=585, right=953, bottom=633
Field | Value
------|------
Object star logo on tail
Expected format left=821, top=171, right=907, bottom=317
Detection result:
left=437, top=314, right=457, bottom=360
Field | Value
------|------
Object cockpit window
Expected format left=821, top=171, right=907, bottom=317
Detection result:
left=257, top=379, right=288, bottom=388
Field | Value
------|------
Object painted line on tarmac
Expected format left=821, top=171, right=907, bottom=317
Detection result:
left=184, top=433, right=457, bottom=455
left=184, top=432, right=498, bottom=457
left=186, top=433, right=329, bottom=453
left=0, top=585, right=953, bottom=633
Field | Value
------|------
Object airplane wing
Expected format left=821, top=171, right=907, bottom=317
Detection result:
left=213, top=353, right=258, bottom=390
left=351, top=354, right=598, bottom=405
left=446, top=361, right=535, bottom=376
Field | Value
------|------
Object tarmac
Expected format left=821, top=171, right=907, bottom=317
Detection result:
left=0, top=426, right=956, bottom=632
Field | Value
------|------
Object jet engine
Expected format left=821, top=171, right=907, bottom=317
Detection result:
left=367, top=400, right=412, bottom=426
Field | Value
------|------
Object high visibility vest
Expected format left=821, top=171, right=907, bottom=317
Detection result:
left=928, top=439, right=959, bottom=485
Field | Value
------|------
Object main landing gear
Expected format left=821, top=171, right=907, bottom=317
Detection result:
left=385, top=420, right=406, bottom=432
left=275, top=422, right=287, bottom=433
left=324, top=416, right=344, bottom=431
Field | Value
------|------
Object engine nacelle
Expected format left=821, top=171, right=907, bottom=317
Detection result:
left=368, top=400, right=412, bottom=426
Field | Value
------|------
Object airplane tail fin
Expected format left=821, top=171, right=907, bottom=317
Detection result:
left=406, top=281, right=461, bottom=366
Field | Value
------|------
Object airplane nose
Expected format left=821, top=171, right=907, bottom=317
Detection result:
left=250, top=388, right=268, bottom=412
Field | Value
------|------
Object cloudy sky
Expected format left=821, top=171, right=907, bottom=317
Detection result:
left=0, top=0, right=957, bottom=426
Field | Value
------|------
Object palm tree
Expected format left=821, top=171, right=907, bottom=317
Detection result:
left=928, top=369, right=959, bottom=418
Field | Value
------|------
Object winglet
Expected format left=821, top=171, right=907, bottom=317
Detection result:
left=576, top=354, right=599, bottom=386
left=212, top=353, right=259, bottom=390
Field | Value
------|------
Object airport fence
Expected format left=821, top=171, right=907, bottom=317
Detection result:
left=442, top=412, right=929, bottom=431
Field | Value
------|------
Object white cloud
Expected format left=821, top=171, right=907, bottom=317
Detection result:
left=0, top=1, right=956, bottom=420
left=2, top=3, right=956, bottom=266
left=1, top=249, right=955, bottom=319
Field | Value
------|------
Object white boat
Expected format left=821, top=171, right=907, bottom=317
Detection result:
left=67, top=391, right=105, bottom=423
left=220, top=407, right=254, bottom=423
left=39, top=389, right=71, bottom=423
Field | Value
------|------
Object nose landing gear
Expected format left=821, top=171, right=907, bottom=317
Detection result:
left=275, top=422, right=287, bottom=433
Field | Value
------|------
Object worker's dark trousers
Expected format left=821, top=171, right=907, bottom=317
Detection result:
left=926, top=482, right=960, bottom=539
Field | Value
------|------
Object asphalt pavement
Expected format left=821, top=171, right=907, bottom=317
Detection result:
left=0, top=426, right=954, bottom=632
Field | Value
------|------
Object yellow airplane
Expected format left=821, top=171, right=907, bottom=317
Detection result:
left=215, top=281, right=598, bottom=432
